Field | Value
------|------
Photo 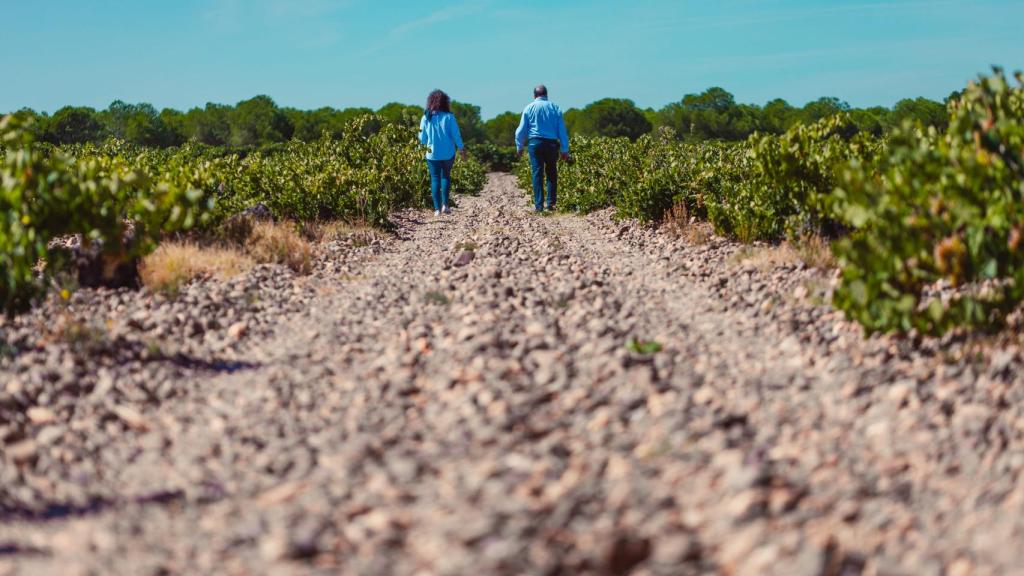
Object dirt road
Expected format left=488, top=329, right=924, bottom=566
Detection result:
left=2, top=174, right=1023, bottom=575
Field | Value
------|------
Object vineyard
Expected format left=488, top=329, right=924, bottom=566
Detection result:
left=3, top=69, right=1024, bottom=575
left=1, top=115, right=487, bottom=312
left=3, top=70, right=1024, bottom=331
left=517, top=68, right=1024, bottom=335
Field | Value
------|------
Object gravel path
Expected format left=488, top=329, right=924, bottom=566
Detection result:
left=2, top=173, right=1023, bottom=575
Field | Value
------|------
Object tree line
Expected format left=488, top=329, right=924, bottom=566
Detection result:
left=7, top=87, right=954, bottom=150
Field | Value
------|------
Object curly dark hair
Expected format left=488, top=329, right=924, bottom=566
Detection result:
left=426, top=89, right=451, bottom=115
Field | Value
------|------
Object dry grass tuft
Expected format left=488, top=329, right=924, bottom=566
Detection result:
left=663, top=201, right=691, bottom=235
left=792, top=235, right=835, bottom=269
left=731, top=244, right=802, bottom=271
left=247, top=221, right=314, bottom=274
left=140, top=243, right=254, bottom=293
left=308, top=221, right=388, bottom=247
left=680, top=222, right=714, bottom=245
left=143, top=221, right=314, bottom=294
left=664, top=201, right=714, bottom=245
left=730, top=236, right=836, bottom=271
left=41, top=312, right=109, bottom=353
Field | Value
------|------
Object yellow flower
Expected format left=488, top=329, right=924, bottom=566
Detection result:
left=60, top=289, right=71, bottom=300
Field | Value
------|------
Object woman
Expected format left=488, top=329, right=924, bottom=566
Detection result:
left=419, top=89, right=466, bottom=216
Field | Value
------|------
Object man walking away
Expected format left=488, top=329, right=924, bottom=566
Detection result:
left=515, top=85, right=570, bottom=212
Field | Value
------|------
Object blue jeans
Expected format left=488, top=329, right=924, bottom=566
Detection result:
left=528, top=139, right=559, bottom=211
left=427, top=158, right=454, bottom=210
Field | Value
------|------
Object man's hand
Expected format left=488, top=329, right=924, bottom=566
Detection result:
left=517, top=149, right=524, bottom=159
left=459, top=149, right=468, bottom=161
left=560, top=152, right=571, bottom=162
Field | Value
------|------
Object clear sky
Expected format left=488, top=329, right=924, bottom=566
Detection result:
left=3, top=0, right=1022, bottom=118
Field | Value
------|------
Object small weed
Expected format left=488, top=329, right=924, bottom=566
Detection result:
left=56, top=320, right=108, bottom=355
left=664, top=201, right=690, bottom=234
left=0, top=341, right=16, bottom=360
left=144, top=339, right=165, bottom=359
left=555, top=297, right=571, bottom=309
left=425, top=291, right=450, bottom=305
left=48, top=275, right=79, bottom=309
left=336, top=273, right=366, bottom=282
left=456, top=241, right=478, bottom=252
left=801, top=278, right=832, bottom=306
left=663, top=202, right=714, bottom=245
left=626, top=338, right=663, bottom=355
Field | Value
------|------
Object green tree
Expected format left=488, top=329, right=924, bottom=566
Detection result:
left=849, top=106, right=889, bottom=137
left=376, top=102, right=421, bottom=127
left=98, top=101, right=177, bottom=147
left=484, top=111, right=520, bottom=146
left=563, top=108, right=581, bottom=135
left=656, top=87, right=754, bottom=140
left=733, top=104, right=763, bottom=138
left=685, top=87, right=736, bottom=112
left=800, top=97, right=850, bottom=124
left=46, top=106, right=103, bottom=144
left=229, top=95, right=293, bottom=148
left=761, top=98, right=796, bottom=134
left=184, top=103, right=232, bottom=146
left=159, top=108, right=187, bottom=146
left=451, top=101, right=486, bottom=144
left=573, top=98, right=652, bottom=140
left=642, top=107, right=658, bottom=131
left=9, top=108, right=49, bottom=141
left=286, top=107, right=339, bottom=141
left=890, top=97, right=948, bottom=131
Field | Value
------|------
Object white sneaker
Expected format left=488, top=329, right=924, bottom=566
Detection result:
left=442, top=205, right=451, bottom=214
left=434, top=210, right=441, bottom=217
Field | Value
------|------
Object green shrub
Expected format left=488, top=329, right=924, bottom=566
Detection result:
left=515, top=130, right=745, bottom=224
left=452, top=153, right=487, bottom=198
left=217, top=116, right=485, bottom=227
left=468, top=143, right=518, bottom=172
left=832, top=68, right=1024, bottom=334
left=1, top=116, right=214, bottom=312
left=706, top=115, right=882, bottom=242
left=516, top=135, right=633, bottom=214
left=3, top=112, right=490, bottom=311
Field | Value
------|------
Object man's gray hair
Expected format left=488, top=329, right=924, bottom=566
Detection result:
left=534, top=85, right=548, bottom=98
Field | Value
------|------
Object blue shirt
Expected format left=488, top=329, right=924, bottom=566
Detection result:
left=515, top=97, right=570, bottom=153
left=419, top=112, right=464, bottom=161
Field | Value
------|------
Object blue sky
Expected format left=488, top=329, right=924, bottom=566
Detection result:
left=3, top=0, right=1022, bottom=118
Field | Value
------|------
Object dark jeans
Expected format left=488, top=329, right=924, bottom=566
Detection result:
left=528, top=139, right=559, bottom=211
left=426, top=157, right=454, bottom=210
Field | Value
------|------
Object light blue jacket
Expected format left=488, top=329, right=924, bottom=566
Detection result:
left=419, top=111, right=464, bottom=161
left=515, top=97, right=570, bottom=154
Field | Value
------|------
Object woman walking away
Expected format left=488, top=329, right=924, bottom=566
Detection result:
left=419, top=89, right=466, bottom=216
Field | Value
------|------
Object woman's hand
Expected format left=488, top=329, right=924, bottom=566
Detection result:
left=459, top=149, right=468, bottom=161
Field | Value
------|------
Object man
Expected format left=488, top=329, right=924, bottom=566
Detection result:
left=515, top=85, right=570, bottom=212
